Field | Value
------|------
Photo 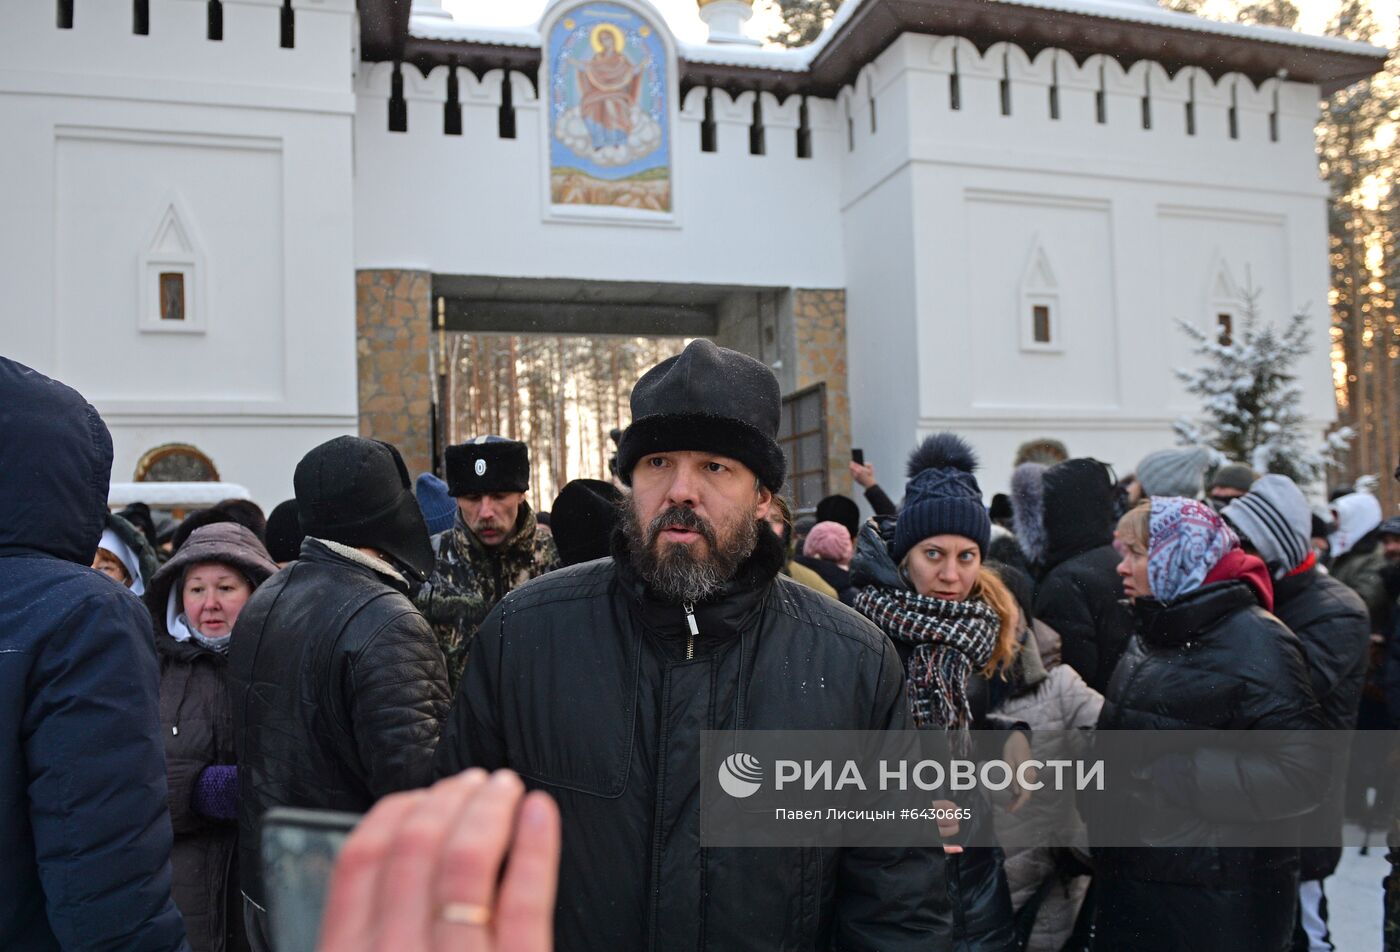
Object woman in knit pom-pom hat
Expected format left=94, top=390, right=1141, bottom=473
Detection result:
left=852, top=433, right=1020, bottom=729
left=850, top=432, right=1023, bottom=952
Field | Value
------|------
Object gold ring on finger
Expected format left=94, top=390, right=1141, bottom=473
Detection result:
left=439, top=902, right=492, bottom=927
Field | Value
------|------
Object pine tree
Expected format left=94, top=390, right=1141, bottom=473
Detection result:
left=769, top=0, right=842, bottom=47
left=1317, top=0, right=1400, bottom=502
left=1233, top=0, right=1299, bottom=29
left=1174, top=288, right=1352, bottom=484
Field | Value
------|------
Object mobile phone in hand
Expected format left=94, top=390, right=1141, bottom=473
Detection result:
left=261, top=807, right=360, bottom=952
left=852, top=448, right=865, bottom=465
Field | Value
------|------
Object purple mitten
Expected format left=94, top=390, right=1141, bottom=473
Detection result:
left=192, top=764, right=238, bottom=821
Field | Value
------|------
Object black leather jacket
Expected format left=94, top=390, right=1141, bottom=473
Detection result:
left=434, top=528, right=950, bottom=952
left=229, top=538, right=450, bottom=906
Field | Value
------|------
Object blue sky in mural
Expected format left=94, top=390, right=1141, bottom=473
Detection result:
left=548, top=3, right=670, bottom=182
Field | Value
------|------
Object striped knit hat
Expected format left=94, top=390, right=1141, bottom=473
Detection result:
left=1221, top=474, right=1312, bottom=579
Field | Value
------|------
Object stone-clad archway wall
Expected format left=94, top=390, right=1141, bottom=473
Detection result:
left=793, top=289, right=853, bottom=500
left=356, top=269, right=433, bottom=476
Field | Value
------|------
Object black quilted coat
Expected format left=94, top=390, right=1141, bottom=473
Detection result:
left=1093, top=581, right=1325, bottom=952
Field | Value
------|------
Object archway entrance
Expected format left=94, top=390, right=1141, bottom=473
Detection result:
left=438, top=332, right=687, bottom=507
left=354, top=270, right=852, bottom=512
left=431, top=275, right=792, bottom=508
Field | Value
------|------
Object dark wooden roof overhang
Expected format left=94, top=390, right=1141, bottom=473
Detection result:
left=357, top=0, right=1384, bottom=100
left=803, top=0, right=1386, bottom=95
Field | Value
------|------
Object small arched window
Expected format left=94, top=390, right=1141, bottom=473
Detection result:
left=134, top=444, right=220, bottom=482
left=1019, top=236, right=1062, bottom=353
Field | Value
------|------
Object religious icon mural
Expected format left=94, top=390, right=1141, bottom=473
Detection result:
left=547, top=3, right=671, bottom=214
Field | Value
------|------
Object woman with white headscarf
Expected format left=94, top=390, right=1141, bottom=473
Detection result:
left=91, top=511, right=158, bottom=595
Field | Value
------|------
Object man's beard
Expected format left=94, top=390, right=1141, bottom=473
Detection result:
left=621, top=499, right=759, bottom=604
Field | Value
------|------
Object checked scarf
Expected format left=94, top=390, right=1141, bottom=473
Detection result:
left=853, top=586, right=1000, bottom=731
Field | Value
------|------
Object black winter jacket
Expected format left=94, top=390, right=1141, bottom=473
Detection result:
left=435, top=528, right=950, bottom=952
left=794, top=551, right=857, bottom=605
left=229, top=538, right=451, bottom=907
left=1029, top=460, right=1133, bottom=692
left=1033, top=545, right=1131, bottom=693
left=1094, top=581, right=1325, bottom=951
left=0, top=356, right=187, bottom=951
left=848, top=516, right=1017, bottom=952
left=1273, top=565, right=1370, bottom=880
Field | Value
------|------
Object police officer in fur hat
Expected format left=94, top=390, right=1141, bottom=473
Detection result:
left=417, top=436, right=560, bottom=688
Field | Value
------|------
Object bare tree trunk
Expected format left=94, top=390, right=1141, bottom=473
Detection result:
left=470, top=337, right=482, bottom=437
left=507, top=336, right=520, bottom=441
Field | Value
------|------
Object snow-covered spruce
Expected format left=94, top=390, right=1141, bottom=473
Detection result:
left=1172, top=287, right=1352, bottom=485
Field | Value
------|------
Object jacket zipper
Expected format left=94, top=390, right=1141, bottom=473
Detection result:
left=683, top=601, right=698, bottom=660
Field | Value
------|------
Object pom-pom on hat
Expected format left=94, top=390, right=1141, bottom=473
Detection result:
left=894, top=433, right=991, bottom=564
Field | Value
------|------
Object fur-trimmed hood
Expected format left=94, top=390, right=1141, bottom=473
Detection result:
left=1013, top=459, right=1116, bottom=573
left=1010, top=463, right=1049, bottom=567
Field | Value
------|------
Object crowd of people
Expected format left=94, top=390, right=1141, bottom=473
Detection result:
left=3, top=343, right=1400, bottom=952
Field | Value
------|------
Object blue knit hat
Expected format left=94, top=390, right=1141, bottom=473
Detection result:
left=893, top=433, right=991, bottom=563
left=414, top=472, right=456, bottom=537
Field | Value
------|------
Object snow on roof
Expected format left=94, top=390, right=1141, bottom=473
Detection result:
left=108, top=482, right=252, bottom=507
left=418, top=0, right=1381, bottom=71
left=990, top=0, right=1383, bottom=58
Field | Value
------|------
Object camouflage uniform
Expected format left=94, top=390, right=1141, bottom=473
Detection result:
left=417, top=502, right=560, bottom=689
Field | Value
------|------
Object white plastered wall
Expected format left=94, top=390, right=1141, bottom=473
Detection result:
left=0, top=0, right=359, bottom=507
left=352, top=62, right=846, bottom=286
left=842, top=33, right=1335, bottom=500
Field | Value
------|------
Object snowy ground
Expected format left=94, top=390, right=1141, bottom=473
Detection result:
left=1329, top=826, right=1390, bottom=951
